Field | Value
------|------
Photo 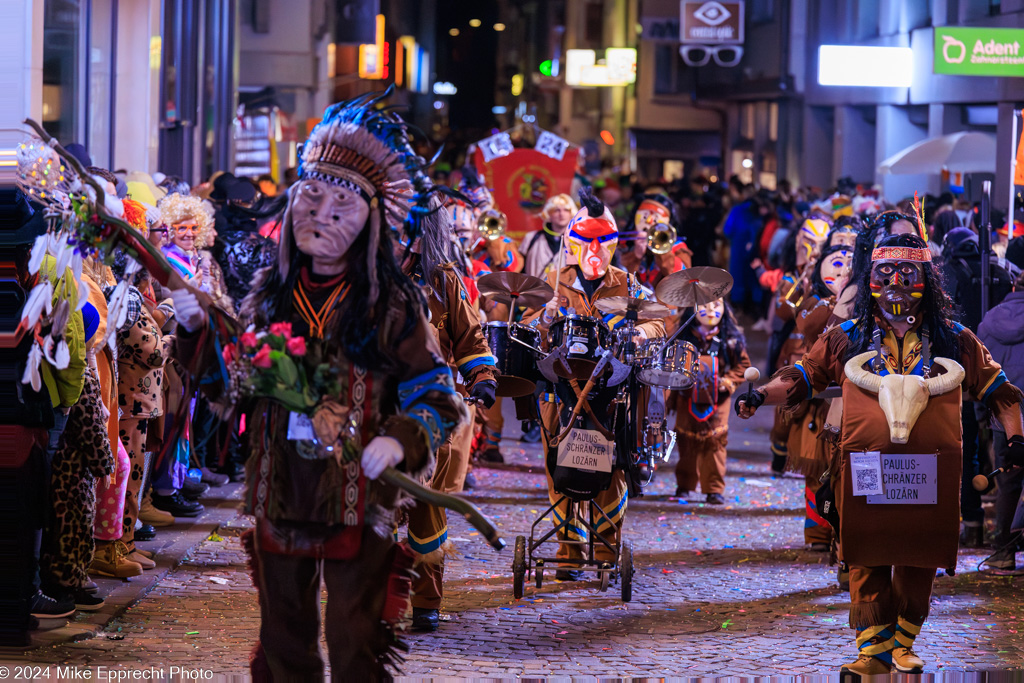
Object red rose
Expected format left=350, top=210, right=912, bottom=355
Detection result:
left=285, top=336, right=307, bottom=356
left=252, top=343, right=273, bottom=369
left=221, top=343, right=237, bottom=365
left=269, top=322, right=293, bottom=339
left=239, top=331, right=258, bottom=349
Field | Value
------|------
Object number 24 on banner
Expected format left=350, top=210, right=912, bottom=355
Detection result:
left=535, top=131, right=570, bottom=161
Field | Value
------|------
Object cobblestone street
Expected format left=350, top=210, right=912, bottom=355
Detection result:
left=14, top=393, right=1024, bottom=679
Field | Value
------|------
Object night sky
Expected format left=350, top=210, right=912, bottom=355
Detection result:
left=436, top=0, right=501, bottom=135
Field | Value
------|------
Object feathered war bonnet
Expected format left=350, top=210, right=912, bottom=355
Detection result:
left=281, top=89, right=432, bottom=311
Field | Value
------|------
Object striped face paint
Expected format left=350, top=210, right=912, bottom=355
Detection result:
left=821, top=248, right=852, bottom=295
left=696, top=299, right=725, bottom=328
left=566, top=206, right=618, bottom=279
left=870, top=260, right=925, bottom=321
left=797, top=218, right=830, bottom=266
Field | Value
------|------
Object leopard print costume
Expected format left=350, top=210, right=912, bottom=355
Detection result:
left=41, top=367, right=114, bottom=591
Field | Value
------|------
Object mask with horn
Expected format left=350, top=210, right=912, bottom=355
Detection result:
left=844, top=351, right=965, bottom=444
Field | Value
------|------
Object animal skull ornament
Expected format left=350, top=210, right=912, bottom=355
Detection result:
left=844, top=351, right=965, bottom=444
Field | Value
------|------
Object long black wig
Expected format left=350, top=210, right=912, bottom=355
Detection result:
left=844, top=232, right=960, bottom=362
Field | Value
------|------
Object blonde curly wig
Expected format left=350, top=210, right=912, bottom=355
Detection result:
left=158, top=193, right=216, bottom=248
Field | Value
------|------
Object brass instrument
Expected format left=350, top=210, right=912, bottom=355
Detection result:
left=477, top=208, right=507, bottom=241
left=782, top=247, right=821, bottom=309
left=647, top=222, right=677, bottom=255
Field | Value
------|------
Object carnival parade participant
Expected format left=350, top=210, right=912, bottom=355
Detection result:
left=736, top=232, right=1024, bottom=675
left=668, top=298, right=750, bottom=503
left=788, top=243, right=853, bottom=550
left=448, top=166, right=521, bottom=463
left=520, top=193, right=576, bottom=279
left=768, top=217, right=830, bottom=478
left=619, top=193, right=691, bottom=287
left=527, top=188, right=666, bottom=579
left=168, top=92, right=467, bottom=679
left=400, top=198, right=498, bottom=632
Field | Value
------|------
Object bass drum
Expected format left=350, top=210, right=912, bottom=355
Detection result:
left=483, top=322, right=541, bottom=397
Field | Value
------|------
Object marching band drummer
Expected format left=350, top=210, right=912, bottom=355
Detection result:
left=736, top=232, right=1024, bottom=676
left=524, top=188, right=666, bottom=581
left=448, top=166, right=522, bottom=464
left=667, top=298, right=751, bottom=504
left=399, top=198, right=498, bottom=633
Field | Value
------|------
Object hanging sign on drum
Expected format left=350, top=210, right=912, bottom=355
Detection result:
left=557, top=428, right=615, bottom=473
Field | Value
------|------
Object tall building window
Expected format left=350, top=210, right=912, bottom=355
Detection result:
left=751, top=0, right=775, bottom=23
left=43, top=0, right=84, bottom=145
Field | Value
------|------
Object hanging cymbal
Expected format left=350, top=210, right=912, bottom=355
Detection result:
left=655, top=267, right=734, bottom=308
left=477, top=271, right=554, bottom=309
left=593, top=296, right=672, bottom=319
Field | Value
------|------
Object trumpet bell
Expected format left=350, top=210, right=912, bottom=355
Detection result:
left=647, top=223, right=677, bottom=255
left=477, top=208, right=507, bottom=241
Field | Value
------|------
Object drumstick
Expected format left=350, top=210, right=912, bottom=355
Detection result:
left=744, top=367, right=760, bottom=400
left=972, top=467, right=1006, bottom=492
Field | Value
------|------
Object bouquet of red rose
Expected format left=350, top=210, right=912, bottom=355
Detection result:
left=221, top=322, right=339, bottom=414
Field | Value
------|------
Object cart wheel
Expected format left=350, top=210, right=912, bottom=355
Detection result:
left=513, top=535, right=527, bottom=599
left=599, top=566, right=611, bottom=592
left=535, top=566, right=543, bottom=589
left=620, top=540, right=634, bottom=602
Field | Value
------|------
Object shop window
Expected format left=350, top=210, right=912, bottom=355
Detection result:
left=769, top=102, right=779, bottom=142
left=741, top=103, right=756, bottom=141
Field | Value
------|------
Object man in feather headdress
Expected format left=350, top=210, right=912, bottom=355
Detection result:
left=169, top=93, right=467, bottom=680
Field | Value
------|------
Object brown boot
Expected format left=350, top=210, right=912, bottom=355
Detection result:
left=90, top=541, right=144, bottom=578
left=139, top=495, right=175, bottom=527
left=125, top=545, right=156, bottom=570
left=840, top=652, right=892, bottom=676
left=892, top=617, right=925, bottom=673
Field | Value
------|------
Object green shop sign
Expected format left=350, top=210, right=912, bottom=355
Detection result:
left=934, top=26, right=1024, bottom=77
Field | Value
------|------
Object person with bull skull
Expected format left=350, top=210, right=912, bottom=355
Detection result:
left=735, top=232, right=1024, bottom=676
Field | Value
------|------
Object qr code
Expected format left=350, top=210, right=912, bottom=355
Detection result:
left=855, top=468, right=879, bottom=492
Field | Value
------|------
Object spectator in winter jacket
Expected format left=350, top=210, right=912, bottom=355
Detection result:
left=977, top=271, right=1024, bottom=570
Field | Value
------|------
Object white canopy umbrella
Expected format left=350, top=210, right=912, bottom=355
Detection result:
left=878, top=131, right=997, bottom=175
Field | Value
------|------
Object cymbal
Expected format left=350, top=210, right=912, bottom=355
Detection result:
left=593, top=296, right=672, bottom=319
left=477, top=271, right=554, bottom=309
left=655, top=267, right=734, bottom=308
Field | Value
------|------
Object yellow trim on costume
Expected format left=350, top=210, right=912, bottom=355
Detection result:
left=897, top=617, right=922, bottom=636
left=860, top=637, right=896, bottom=656
left=895, top=632, right=915, bottom=647
left=978, top=371, right=1001, bottom=400
left=856, top=625, right=890, bottom=646
left=408, top=526, right=448, bottom=546
left=457, top=352, right=493, bottom=366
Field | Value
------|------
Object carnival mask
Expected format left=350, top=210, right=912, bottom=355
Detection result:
left=448, top=199, right=479, bottom=250
left=696, top=299, right=725, bottom=328
left=797, top=218, right=830, bottom=267
left=634, top=199, right=671, bottom=232
left=821, top=248, right=852, bottom=296
left=290, top=178, right=370, bottom=271
left=566, top=210, right=618, bottom=280
left=870, top=259, right=926, bottom=321
left=829, top=227, right=858, bottom=248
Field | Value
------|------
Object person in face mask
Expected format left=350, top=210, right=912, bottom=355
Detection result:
left=668, top=298, right=750, bottom=504
left=524, top=187, right=667, bottom=580
left=736, top=232, right=1024, bottom=677
left=788, top=244, right=853, bottom=552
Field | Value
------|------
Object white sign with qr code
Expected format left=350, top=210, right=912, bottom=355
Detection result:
left=556, top=429, right=614, bottom=473
left=850, top=451, right=884, bottom=496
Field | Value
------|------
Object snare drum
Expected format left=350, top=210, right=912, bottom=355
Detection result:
left=636, top=340, right=699, bottom=390
left=548, top=315, right=611, bottom=379
left=483, top=322, right=541, bottom=397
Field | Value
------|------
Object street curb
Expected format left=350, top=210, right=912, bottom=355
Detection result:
left=26, top=484, right=247, bottom=651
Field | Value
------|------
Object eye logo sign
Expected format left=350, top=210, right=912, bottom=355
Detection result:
left=693, top=1, right=731, bottom=26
